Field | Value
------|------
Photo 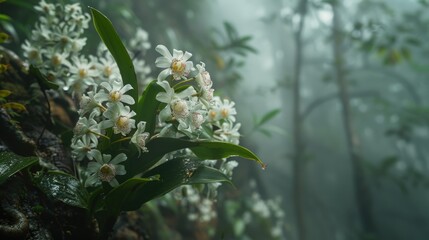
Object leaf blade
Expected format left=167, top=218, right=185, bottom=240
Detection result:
left=0, top=151, right=38, bottom=185
left=89, top=7, right=138, bottom=101
left=37, top=171, right=89, bottom=209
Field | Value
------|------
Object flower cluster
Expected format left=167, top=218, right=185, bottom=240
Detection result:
left=222, top=180, right=286, bottom=239
left=155, top=45, right=241, bottom=145
left=21, top=1, right=152, bottom=187
left=22, top=1, right=152, bottom=96
left=22, top=0, right=91, bottom=90
left=152, top=45, right=244, bottom=224
left=25, top=0, right=243, bottom=199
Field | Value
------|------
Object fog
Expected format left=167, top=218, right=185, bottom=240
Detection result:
left=3, top=0, right=429, bottom=239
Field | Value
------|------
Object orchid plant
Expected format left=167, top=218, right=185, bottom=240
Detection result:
left=0, top=1, right=265, bottom=238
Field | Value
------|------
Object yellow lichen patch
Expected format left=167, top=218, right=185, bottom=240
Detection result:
left=0, top=89, right=11, bottom=98
left=2, top=102, right=27, bottom=112
left=0, top=32, right=9, bottom=43
left=0, top=64, right=8, bottom=73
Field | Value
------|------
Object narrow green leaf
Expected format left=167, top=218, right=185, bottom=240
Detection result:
left=257, top=108, right=281, bottom=127
left=30, top=65, right=59, bottom=90
left=0, top=14, right=10, bottom=21
left=102, top=176, right=159, bottom=214
left=0, top=151, right=38, bottom=185
left=122, top=138, right=265, bottom=180
left=135, top=80, right=163, bottom=134
left=187, top=165, right=232, bottom=185
left=190, top=141, right=265, bottom=168
left=37, top=171, right=89, bottom=209
left=89, top=7, right=138, bottom=101
left=95, top=158, right=202, bottom=236
left=112, top=158, right=199, bottom=211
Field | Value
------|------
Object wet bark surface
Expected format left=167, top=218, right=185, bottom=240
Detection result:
left=0, top=47, right=97, bottom=239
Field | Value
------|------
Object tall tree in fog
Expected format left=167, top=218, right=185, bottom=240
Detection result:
left=330, top=0, right=376, bottom=236
left=292, top=0, right=308, bottom=239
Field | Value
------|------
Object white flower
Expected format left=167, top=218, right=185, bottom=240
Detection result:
left=129, top=28, right=151, bottom=52
left=218, top=98, right=237, bottom=122
left=96, top=53, right=119, bottom=80
left=78, top=89, right=102, bottom=116
left=207, top=97, right=236, bottom=122
left=34, top=0, right=56, bottom=16
left=156, top=81, right=197, bottom=122
left=65, top=56, right=98, bottom=94
left=95, top=79, right=135, bottom=105
left=22, top=41, right=43, bottom=66
left=155, top=45, right=193, bottom=81
left=214, top=121, right=241, bottom=144
left=72, top=115, right=100, bottom=145
left=48, top=51, right=69, bottom=69
left=71, top=136, right=97, bottom=161
left=177, top=103, right=207, bottom=137
left=171, top=99, right=190, bottom=119
left=131, top=121, right=150, bottom=153
left=85, top=150, right=127, bottom=187
left=101, top=103, right=136, bottom=136
left=195, top=62, right=213, bottom=90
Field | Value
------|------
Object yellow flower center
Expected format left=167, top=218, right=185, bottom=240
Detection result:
left=109, top=90, right=121, bottom=102
left=171, top=59, right=186, bottom=74
left=172, top=100, right=188, bottom=118
left=51, top=55, right=61, bottom=66
left=104, top=66, right=112, bottom=77
left=99, top=164, right=115, bottom=182
left=116, top=116, right=129, bottom=130
left=221, top=108, right=229, bottom=118
left=29, top=50, right=40, bottom=61
left=209, top=110, right=217, bottom=120
left=78, top=68, right=88, bottom=78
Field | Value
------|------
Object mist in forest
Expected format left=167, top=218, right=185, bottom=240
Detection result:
left=208, top=0, right=429, bottom=240
left=2, top=0, right=429, bottom=239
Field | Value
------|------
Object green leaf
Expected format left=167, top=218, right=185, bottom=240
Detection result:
left=103, top=176, right=159, bottom=215
left=0, top=14, right=10, bottom=21
left=190, top=141, right=265, bottom=168
left=0, top=89, right=11, bottom=98
left=89, top=7, right=138, bottom=102
left=37, top=171, right=89, bottom=209
left=187, top=165, right=232, bottom=185
left=97, top=158, right=226, bottom=236
left=30, top=65, right=59, bottom=90
left=2, top=102, right=26, bottom=112
left=122, top=138, right=265, bottom=180
left=104, top=157, right=231, bottom=214
left=135, top=80, right=163, bottom=134
left=256, top=108, right=280, bottom=128
left=0, top=151, right=38, bottom=185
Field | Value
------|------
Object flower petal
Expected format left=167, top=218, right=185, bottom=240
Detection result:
left=172, top=49, right=183, bottom=59
left=155, top=56, right=171, bottom=68
left=155, top=45, right=172, bottom=59
left=111, top=153, right=127, bottom=164
left=121, top=95, right=135, bottom=105
left=115, top=165, right=126, bottom=175
left=183, top=51, right=192, bottom=61
left=159, top=106, right=171, bottom=122
left=177, top=86, right=197, bottom=99
left=157, top=68, right=171, bottom=82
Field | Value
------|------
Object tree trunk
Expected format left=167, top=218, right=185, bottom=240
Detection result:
left=292, top=0, right=308, bottom=239
left=331, top=3, right=376, bottom=236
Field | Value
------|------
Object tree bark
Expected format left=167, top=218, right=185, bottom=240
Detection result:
left=292, top=0, right=308, bottom=239
left=331, top=2, right=376, bottom=236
